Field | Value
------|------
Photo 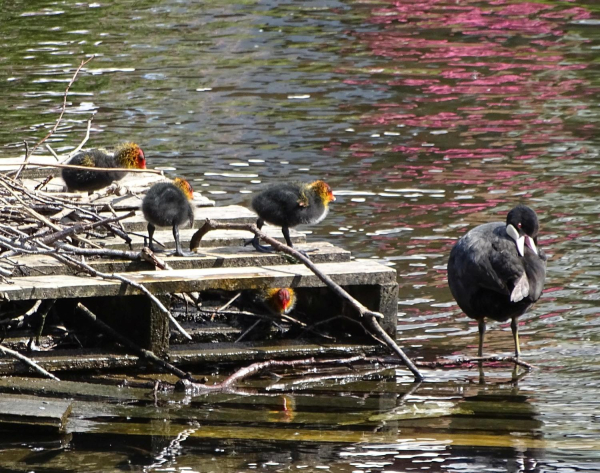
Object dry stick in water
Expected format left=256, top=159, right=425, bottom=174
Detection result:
left=75, top=303, right=194, bottom=380
left=178, top=355, right=366, bottom=393
left=14, top=55, right=96, bottom=180
left=51, top=253, right=193, bottom=341
left=190, top=219, right=424, bottom=381
left=0, top=344, right=60, bottom=381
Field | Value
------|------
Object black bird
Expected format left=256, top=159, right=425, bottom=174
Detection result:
left=62, top=142, right=146, bottom=192
left=142, top=178, right=194, bottom=257
left=447, top=204, right=547, bottom=358
left=249, top=180, right=335, bottom=252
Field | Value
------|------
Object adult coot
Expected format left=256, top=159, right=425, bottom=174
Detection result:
left=62, top=142, right=146, bottom=192
left=447, top=204, right=547, bottom=357
left=142, top=178, right=194, bottom=257
left=249, top=180, right=335, bottom=252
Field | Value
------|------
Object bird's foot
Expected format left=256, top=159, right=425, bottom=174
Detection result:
left=245, top=237, right=275, bottom=253
left=148, top=245, right=166, bottom=254
left=172, top=248, right=193, bottom=257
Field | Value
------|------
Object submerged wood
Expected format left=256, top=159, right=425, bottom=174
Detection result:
left=190, top=219, right=424, bottom=381
left=0, top=395, right=72, bottom=432
left=415, top=355, right=536, bottom=371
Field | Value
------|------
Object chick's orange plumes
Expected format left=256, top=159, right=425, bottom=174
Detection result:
left=173, top=178, right=194, bottom=200
left=114, top=142, right=146, bottom=169
left=309, top=180, right=336, bottom=205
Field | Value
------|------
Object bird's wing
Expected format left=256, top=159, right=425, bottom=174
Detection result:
left=459, top=224, right=524, bottom=297
left=510, top=273, right=530, bottom=302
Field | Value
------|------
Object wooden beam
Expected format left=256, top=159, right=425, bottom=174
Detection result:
left=0, top=260, right=397, bottom=301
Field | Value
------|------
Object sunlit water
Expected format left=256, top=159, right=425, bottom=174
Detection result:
left=1, top=0, right=600, bottom=471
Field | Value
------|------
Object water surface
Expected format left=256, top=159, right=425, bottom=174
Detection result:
left=1, top=0, right=600, bottom=471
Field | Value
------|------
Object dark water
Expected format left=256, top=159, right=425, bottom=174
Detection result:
left=1, top=0, right=600, bottom=471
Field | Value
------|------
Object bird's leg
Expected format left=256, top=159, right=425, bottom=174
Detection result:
left=282, top=226, right=294, bottom=247
left=282, top=226, right=309, bottom=257
left=172, top=224, right=190, bottom=257
left=246, top=218, right=274, bottom=253
left=511, top=317, right=521, bottom=358
left=172, top=224, right=193, bottom=257
left=147, top=223, right=158, bottom=252
left=478, top=318, right=486, bottom=358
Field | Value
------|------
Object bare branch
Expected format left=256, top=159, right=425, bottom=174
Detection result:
left=18, top=161, right=163, bottom=176
left=14, top=56, right=96, bottom=180
left=66, top=114, right=95, bottom=160
left=190, top=219, right=424, bottom=381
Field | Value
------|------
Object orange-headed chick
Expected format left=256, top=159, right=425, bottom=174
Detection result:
left=259, top=288, right=297, bottom=316
left=142, top=178, right=194, bottom=257
left=249, top=180, right=335, bottom=252
left=62, top=142, right=146, bottom=192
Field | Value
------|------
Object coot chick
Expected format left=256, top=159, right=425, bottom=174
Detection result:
left=142, top=178, right=194, bottom=257
left=257, top=287, right=297, bottom=316
left=237, top=288, right=297, bottom=341
left=249, top=180, right=335, bottom=252
left=62, top=142, right=146, bottom=192
left=447, top=204, right=547, bottom=358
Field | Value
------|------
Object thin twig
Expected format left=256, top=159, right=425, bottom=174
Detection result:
left=41, top=210, right=135, bottom=245
left=217, top=292, right=241, bottom=312
left=190, top=219, right=423, bottom=381
left=19, top=161, right=163, bottom=175
left=14, top=56, right=95, bottom=180
left=235, top=320, right=261, bottom=342
left=66, top=115, right=94, bottom=160
left=0, top=344, right=60, bottom=380
left=45, top=143, right=60, bottom=161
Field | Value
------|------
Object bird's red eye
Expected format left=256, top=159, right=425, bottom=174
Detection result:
left=517, top=223, right=522, bottom=228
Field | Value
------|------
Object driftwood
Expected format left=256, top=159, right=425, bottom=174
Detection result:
left=190, top=219, right=424, bottom=381
left=177, top=352, right=535, bottom=394
left=176, top=355, right=366, bottom=393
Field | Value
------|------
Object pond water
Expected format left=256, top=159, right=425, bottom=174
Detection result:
left=1, top=0, right=600, bottom=471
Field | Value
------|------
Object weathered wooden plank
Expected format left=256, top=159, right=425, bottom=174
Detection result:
left=0, top=395, right=72, bottom=432
left=0, top=260, right=396, bottom=301
left=90, top=225, right=306, bottom=250
left=113, top=205, right=256, bottom=232
left=0, top=343, right=383, bottom=375
left=13, top=242, right=350, bottom=276
left=0, top=377, right=151, bottom=401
